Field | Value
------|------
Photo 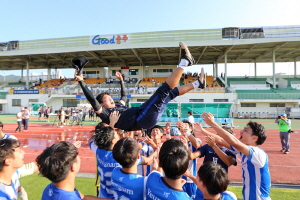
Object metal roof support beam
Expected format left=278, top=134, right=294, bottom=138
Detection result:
left=131, top=49, right=144, bottom=66
left=217, top=46, right=234, bottom=62
left=256, top=42, right=288, bottom=61
left=196, top=46, right=207, bottom=64
left=156, top=48, right=162, bottom=66
left=233, top=45, right=257, bottom=62
left=109, top=50, right=126, bottom=65
left=87, top=51, right=109, bottom=66
left=12, top=56, right=45, bottom=68
left=276, top=46, right=300, bottom=60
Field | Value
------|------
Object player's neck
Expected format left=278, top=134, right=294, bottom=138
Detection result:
left=0, top=131, right=5, bottom=138
left=203, top=190, right=221, bottom=200
left=54, top=176, right=75, bottom=192
left=162, top=176, right=184, bottom=191
left=121, top=165, right=138, bottom=174
left=0, top=167, right=16, bottom=185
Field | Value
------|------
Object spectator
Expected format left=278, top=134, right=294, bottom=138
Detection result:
left=275, top=113, right=292, bottom=154
left=22, top=107, right=29, bottom=132
left=15, top=110, right=24, bottom=133
left=187, top=111, right=195, bottom=123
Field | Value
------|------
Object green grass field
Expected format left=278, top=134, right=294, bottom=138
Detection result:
left=21, top=174, right=300, bottom=200
left=1, top=114, right=300, bottom=130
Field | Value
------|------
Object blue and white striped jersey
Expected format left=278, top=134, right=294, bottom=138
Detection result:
left=0, top=170, right=20, bottom=200
left=230, top=145, right=271, bottom=200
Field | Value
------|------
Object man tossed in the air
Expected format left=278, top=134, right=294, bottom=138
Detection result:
left=74, top=42, right=206, bottom=131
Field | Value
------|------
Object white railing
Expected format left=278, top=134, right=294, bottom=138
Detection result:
left=230, top=81, right=266, bottom=85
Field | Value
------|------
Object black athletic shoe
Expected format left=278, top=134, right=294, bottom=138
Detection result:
left=284, top=150, right=290, bottom=154
left=197, top=67, right=206, bottom=89
left=72, top=55, right=89, bottom=75
left=179, top=42, right=195, bottom=66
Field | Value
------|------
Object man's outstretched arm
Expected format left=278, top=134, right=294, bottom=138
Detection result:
left=202, top=112, right=250, bottom=157
left=116, top=72, right=126, bottom=106
left=75, top=74, right=102, bottom=114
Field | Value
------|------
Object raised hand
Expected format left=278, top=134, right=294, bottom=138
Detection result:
left=72, top=141, right=82, bottom=149
left=115, top=72, right=123, bottom=81
left=164, top=122, right=171, bottom=135
left=180, top=135, right=189, bottom=149
left=193, top=123, right=204, bottom=133
left=202, top=112, right=215, bottom=126
left=74, top=72, right=84, bottom=81
left=205, top=135, right=216, bottom=147
left=109, top=111, right=121, bottom=128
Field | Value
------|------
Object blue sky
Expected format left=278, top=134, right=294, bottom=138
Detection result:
left=1, top=0, right=300, bottom=77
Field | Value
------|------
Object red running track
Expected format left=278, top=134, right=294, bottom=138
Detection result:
left=1, top=122, right=299, bottom=185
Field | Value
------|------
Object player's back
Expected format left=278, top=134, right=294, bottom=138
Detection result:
left=146, top=171, right=192, bottom=200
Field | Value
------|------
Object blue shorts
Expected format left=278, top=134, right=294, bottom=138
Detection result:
left=136, top=82, right=179, bottom=129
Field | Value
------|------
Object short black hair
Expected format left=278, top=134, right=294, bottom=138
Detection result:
left=188, top=111, right=192, bottom=115
left=159, top=139, right=189, bottom=180
left=0, top=139, right=20, bottom=171
left=149, top=125, right=164, bottom=138
left=247, top=121, right=267, bottom=145
left=113, top=137, right=139, bottom=168
left=36, top=141, right=78, bottom=183
left=96, top=92, right=110, bottom=104
left=0, top=122, right=3, bottom=128
left=197, top=162, right=229, bottom=195
left=94, top=125, right=115, bottom=150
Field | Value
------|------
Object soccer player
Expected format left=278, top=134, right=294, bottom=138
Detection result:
left=74, top=42, right=206, bottom=131
left=177, top=120, right=202, bottom=199
left=197, top=112, right=271, bottom=200
left=138, top=125, right=164, bottom=176
left=190, top=126, right=236, bottom=173
left=146, top=139, right=192, bottom=200
left=91, top=122, right=154, bottom=199
left=0, top=139, right=27, bottom=200
left=16, top=110, right=25, bottom=132
left=0, top=121, right=17, bottom=140
left=36, top=141, right=110, bottom=200
left=184, top=162, right=237, bottom=200
left=111, top=137, right=148, bottom=199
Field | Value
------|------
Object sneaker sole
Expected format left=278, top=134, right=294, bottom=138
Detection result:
left=179, top=42, right=195, bottom=66
left=198, top=68, right=206, bottom=89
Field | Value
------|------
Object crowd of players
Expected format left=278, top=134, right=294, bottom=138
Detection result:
left=0, top=43, right=271, bottom=200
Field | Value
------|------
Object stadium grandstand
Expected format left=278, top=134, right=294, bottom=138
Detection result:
left=1, top=25, right=300, bottom=119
